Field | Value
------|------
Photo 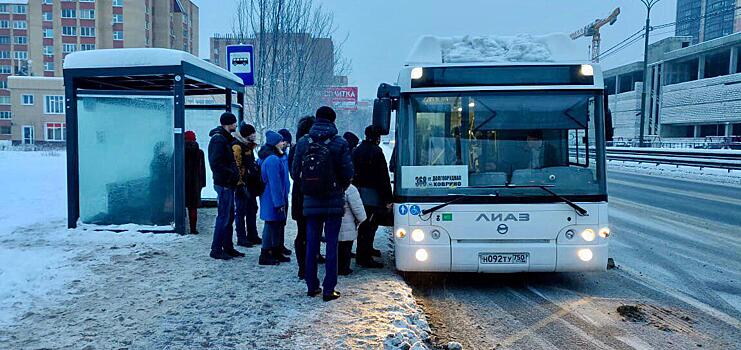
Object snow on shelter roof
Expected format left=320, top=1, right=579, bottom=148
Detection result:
left=63, top=48, right=243, bottom=86
left=405, top=33, right=583, bottom=66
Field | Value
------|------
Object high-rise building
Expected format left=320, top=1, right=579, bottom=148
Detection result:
left=0, top=0, right=199, bottom=145
left=676, top=0, right=741, bottom=44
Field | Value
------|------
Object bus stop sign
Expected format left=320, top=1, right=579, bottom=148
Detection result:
left=227, top=45, right=254, bottom=86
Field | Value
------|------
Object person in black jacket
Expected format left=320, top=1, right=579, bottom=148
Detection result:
left=343, top=132, right=359, bottom=154
left=207, top=112, right=244, bottom=260
left=232, top=122, right=262, bottom=247
left=289, top=115, right=315, bottom=279
left=352, top=125, right=393, bottom=268
left=184, top=131, right=206, bottom=234
left=291, top=106, right=354, bottom=301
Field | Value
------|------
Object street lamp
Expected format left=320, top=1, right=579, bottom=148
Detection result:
left=638, top=0, right=661, bottom=147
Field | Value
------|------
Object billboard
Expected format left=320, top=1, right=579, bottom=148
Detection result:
left=324, top=87, right=358, bottom=111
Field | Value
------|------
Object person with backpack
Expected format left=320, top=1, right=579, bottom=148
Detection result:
left=291, top=106, right=354, bottom=302
left=184, top=131, right=206, bottom=234
left=257, top=131, right=291, bottom=266
left=207, top=112, right=245, bottom=260
left=289, top=116, right=315, bottom=279
left=352, top=125, right=393, bottom=268
left=231, top=122, right=262, bottom=247
left=338, top=182, right=366, bottom=276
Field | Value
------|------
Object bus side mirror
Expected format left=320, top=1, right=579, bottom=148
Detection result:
left=373, top=98, right=392, bottom=135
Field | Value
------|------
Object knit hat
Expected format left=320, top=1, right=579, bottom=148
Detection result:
left=343, top=131, right=359, bottom=149
left=184, top=130, right=196, bottom=142
left=220, top=112, right=237, bottom=126
left=239, top=122, right=256, bottom=138
left=277, top=129, right=292, bottom=144
left=365, top=125, right=380, bottom=140
left=315, top=106, right=336, bottom=123
left=265, top=131, right=283, bottom=147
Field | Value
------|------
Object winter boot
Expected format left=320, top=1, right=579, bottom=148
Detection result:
left=210, top=250, right=233, bottom=260
left=272, top=248, right=291, bottom=263
left=323, top=290, right=341, bottom=302
left=226, top=248, right=246, bottom=258
left=281, top=246, right=292, bottom=256
left=258, top=249, right=279, bottom=265
left=236, top=240, right=254, bottom=248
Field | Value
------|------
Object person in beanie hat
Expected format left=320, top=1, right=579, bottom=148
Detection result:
left=184, top=131, right=206, bottom=234
left=275, top=128, right=293, bottom=256
left=257, top=131, right=291, bottom=265
left=343, top=131, right=360, bottom=154
left=291, top=106, right=354, bottom=301
left=207, top=112, right=244, bottom=260
left=290, top=116, right=316, bottom=279
left=231, top=122, right=262, bottom=247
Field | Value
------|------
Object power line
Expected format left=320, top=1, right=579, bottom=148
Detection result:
left=598, top=27, right=645, bottom=58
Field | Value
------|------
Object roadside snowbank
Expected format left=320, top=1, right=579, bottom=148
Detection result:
left=608, top=159, right=741, bottom=186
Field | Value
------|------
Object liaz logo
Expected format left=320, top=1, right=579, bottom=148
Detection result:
left=475, top=213, right=530, bottom=222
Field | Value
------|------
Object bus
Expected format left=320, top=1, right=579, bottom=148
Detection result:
left=373, top=35, right=611, bottom=273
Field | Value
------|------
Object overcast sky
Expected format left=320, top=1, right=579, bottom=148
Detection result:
left=192, top=0, right=678, bottom=99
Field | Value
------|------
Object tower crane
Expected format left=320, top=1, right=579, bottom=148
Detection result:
left=570, top=8, right=621, bottom=62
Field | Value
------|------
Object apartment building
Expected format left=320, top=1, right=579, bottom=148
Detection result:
left=0, top=0, right=199, bottom=145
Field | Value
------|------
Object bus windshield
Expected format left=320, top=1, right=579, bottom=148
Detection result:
left=396, top=91, right=606, bottom=199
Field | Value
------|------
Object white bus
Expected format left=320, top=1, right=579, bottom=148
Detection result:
left=373, top=35, right=612, bottom=273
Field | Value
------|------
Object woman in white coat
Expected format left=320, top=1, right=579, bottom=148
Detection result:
left=339, top=183, right=367, bottom=276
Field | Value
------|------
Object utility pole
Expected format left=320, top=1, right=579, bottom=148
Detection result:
left=638, top=0, right=660, bottom=147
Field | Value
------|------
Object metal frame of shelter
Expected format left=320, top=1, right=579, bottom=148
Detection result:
left=65, top=61, right=245, bottom=234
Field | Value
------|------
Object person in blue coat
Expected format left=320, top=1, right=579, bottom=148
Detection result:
left=257, top=131, right=291, bottom=265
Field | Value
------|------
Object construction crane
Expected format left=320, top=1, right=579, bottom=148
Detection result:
left=570, top=7, right=621, bottom=62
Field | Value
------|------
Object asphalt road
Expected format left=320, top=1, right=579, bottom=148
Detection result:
left=407, top=170, right=741, bottom=350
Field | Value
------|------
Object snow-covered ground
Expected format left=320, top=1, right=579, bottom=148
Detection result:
left=0, top=151, right=431, bottom=349
left=607, top=159, right=741, bottom=186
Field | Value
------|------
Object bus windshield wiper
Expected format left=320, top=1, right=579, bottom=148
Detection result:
left=420, top=185, right=588, bottom=217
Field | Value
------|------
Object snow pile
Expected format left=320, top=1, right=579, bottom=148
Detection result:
left=406, top=33, right=581, bottom=65
left=608, top=160, right=741, bottom=186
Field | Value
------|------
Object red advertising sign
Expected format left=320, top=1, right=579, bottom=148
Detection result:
left=324, top=87, right=358, bottom=111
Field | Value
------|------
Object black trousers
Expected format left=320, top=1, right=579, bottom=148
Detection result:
left=294, top=216, right=307, bottom=275
left=338, top=241, right=354, bottom=272
left=356, top=205, right=380, bottom=262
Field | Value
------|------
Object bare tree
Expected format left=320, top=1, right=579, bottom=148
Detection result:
left=232, top=0, right=351, bottom=134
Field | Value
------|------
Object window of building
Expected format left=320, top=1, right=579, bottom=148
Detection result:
left=62, top=26, right=77, bottom=36
left=80, top=27, right=95, bottom=37
left=113, top=0, right=124, bottom=7
left=43, top=12, right=53, bottom=21
left=0, top=65, right=11, bottom=74
left=80, top=0, right=96, bottom=2
left=43, top=46, right=54, bottom=56
left=113, top=14, right=123, bottom=23
left=43, top=0, right=53, bottom=4
left=45, top=96, right=65, bottom=114
left=0, top=96, right=10, bottom=104
left=13, top=5, right=26, bottom=14
left=113, top=31, right=124, bottom=40
left=0, top=111, right=10, bottom=120
left=43, top=29, right=53, bottom=38
left=22, top=94, right=34, bottom=105
left=13, top=21, right=27, bottom=30
left=80, top=9, right=95, bottom=19
left=63, top=44, right=77, bottom=53
left=44, top=62, right=54, bottom=72
left=46, top=123, right=66, bottom=141
left=0, top=36, right=9, bottom=44
left=0, top=51, right=8, bottom=59
left=61, top=9, right=76, bottom=18
left=14, top=36, right=27, bottom=44
left=14, top=51, right=27, bottom=60
left=80, top=44, right=96, bottom=51
left=0, top=20, right=8, bottom=29
left=699, top=124, right=725, bottom=137
left=0, top=126, right=10, bottom=135
left=0, top=5, right=7, bottom=14
left=0, top=80, right=6, bottom=89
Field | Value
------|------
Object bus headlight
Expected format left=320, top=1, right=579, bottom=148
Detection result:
left=577, top=248, right=593, bottom=262
left=415, top=248, right=429, bottom=262
left=581, top=228, right=596, bottom=242
left=599, top=227, right=610, bottom=238
left=395, top=228, right=407, bottom=239
left=411, top=229, right=425, bottom=242
left=580, top=64, right=594, bottom=76
left=411, top=67, right=424, bottom=80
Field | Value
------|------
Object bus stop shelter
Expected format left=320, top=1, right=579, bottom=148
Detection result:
left=64, top=48, right=245, bottom=234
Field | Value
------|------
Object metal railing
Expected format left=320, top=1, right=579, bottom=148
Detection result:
left=606, top=147, right=741, bottom=171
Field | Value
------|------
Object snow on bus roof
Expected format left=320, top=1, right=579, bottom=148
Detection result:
left=63, top=48, right=243, bottom=85
left=405, top=33, right=583, bottom=65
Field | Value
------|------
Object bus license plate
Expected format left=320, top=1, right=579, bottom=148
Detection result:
left=479, top=253, right=529, bottom=265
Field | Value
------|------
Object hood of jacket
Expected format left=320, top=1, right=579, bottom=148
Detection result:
left=209, top=126, right=234, bottom=141
left=185, top=140, right=200, bottom=150
left=308, top=119, right=338, bottom=141
left=296, top=116, right=315, bottom=140
left=258, top=144, right=278, bottom=160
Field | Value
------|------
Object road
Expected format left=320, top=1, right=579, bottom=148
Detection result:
left=407, top=170, right=741, bottom=350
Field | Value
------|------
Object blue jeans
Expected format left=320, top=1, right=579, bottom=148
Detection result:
left=262, top=221, right=285, bottom=250
left=235, top=187, right=259, bottom=243
left=305, top=215, right=341, bottom=294
left=211, top=185, right=235, bottom=253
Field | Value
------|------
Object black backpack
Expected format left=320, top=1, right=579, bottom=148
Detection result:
left=301, top=136, right=337, bottom=197
left=245, top=155, right=265, bottom=196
